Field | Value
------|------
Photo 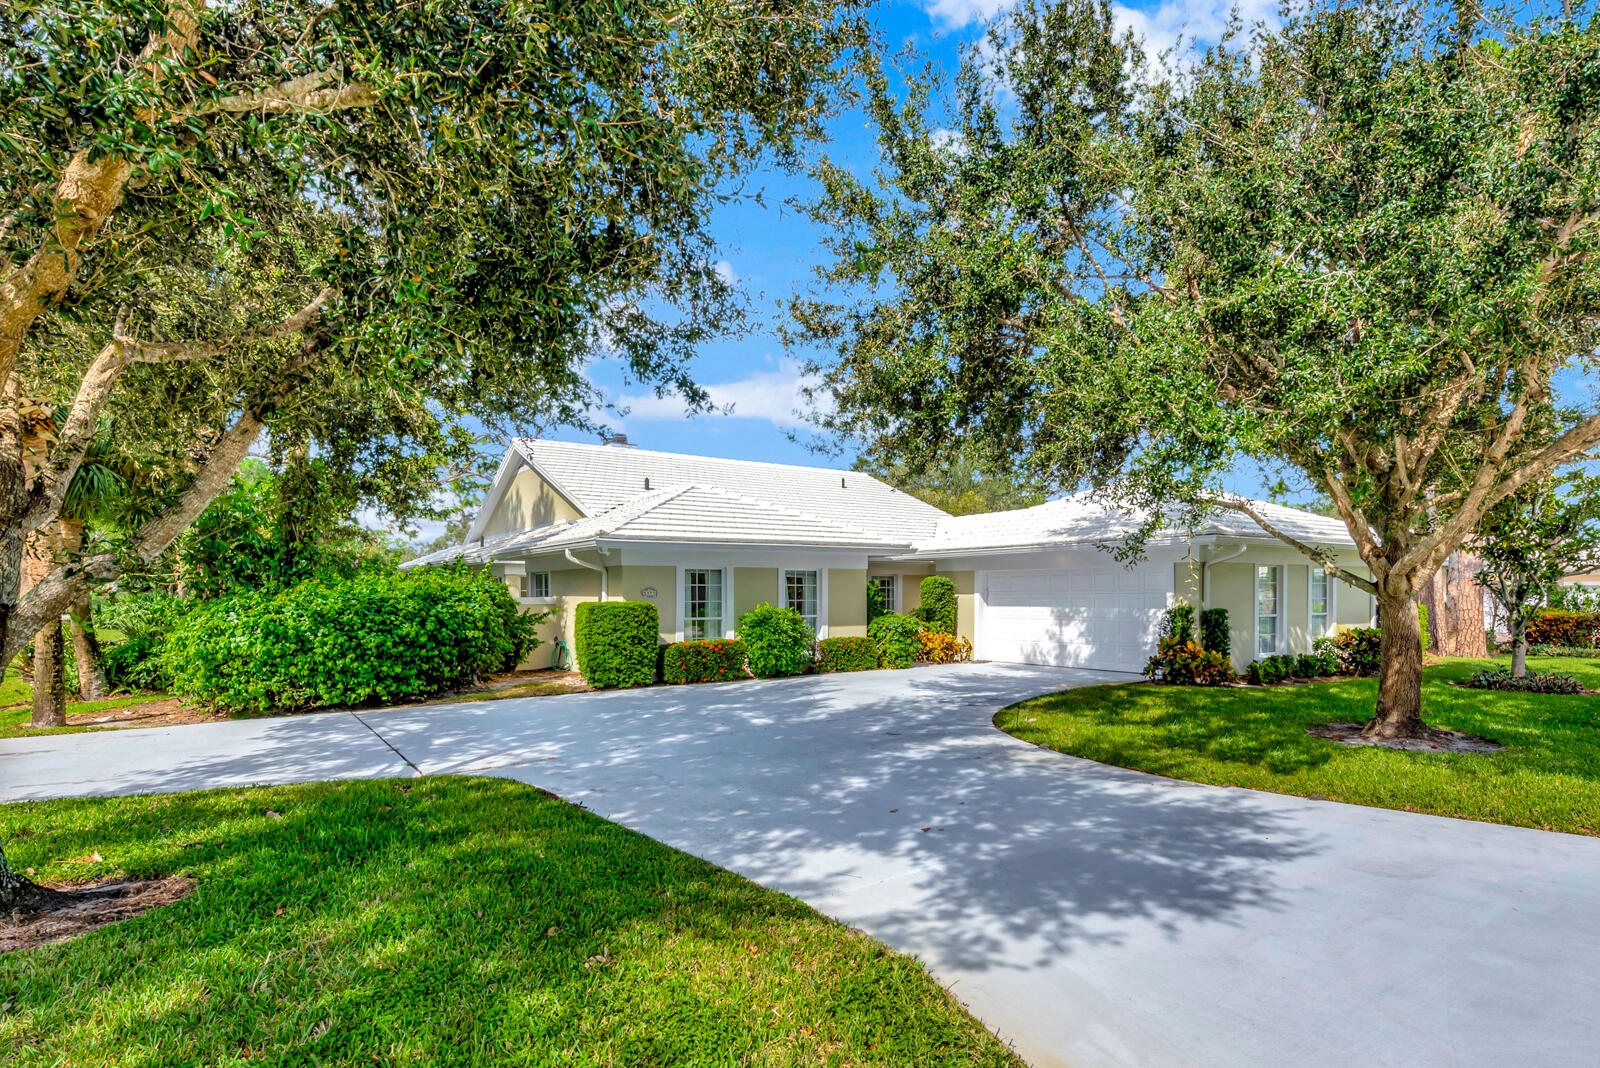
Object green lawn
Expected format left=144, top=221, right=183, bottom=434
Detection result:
left=997, top=657, right=1600, bottom=836
left=0, top=691, right=163, bottom=740
left=0, top=777, right=1017, bottom=1067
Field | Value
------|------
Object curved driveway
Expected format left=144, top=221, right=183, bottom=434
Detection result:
left=3, top=662, right=1599, bottom=1066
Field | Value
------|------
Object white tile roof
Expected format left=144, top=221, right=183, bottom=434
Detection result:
left=911, top=491, right=1355, bottom=556
left=403, top=481, right=898, bottom=567
left=517, top=439, right=947, bottom=542
left=408, top=440, right=1354, bottom=567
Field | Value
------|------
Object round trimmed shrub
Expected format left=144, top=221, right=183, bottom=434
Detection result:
left=818, top=635, right=877, bottom=673
left=737, top=602, right=814, bottom=678
left=163, top=564, right=539, bottom=713
left=869, top=613, right=923, bottom=669
left=574, top=601, right=660, bottom=689
left=663, top=639, right=748, bottom=684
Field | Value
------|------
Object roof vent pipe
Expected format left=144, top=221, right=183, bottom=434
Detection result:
left=840, top=477, right=846, bottom=488
left=602, top=433, right=634, bottom=448
left=644, top=477, right=650, bottom=490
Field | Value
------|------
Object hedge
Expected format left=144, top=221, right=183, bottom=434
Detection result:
left=737, top=602, right=814, bottom=678
left=1160, top=605, right=1196, bottom=644
left=869, top=613, right=923, bottom=669
left=1199, top=607, right=1230, bottom=658
left=662, top=639, right=748, bottom=684
left=817, top=636, right=877, bottom=672
left=163, top=565, right=539, bottom=713
left=574, top=601, right=659, bottom=688
left=918, top=576, right=957, bottom=635
left=1526, top=610, right=1600, bottom=649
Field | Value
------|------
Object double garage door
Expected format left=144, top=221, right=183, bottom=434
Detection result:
left=978, top=567, right=1169, bottom=673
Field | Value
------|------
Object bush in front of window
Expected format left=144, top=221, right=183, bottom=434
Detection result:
left=574, top=601, right=659, bottom=688
left=866, top=581, right=891, bottom=624
left=1296, top=648, right=1339, bottom=677
left=1326, top=627, right=1381, bottom=675
left=817, top=635, right=878, bottom=673
left=1199, top=607, right=1230, bottom=658
left=662, top=639, right=748, bottom=684
left=917, top=576, right=958, bottom=635
left=1245, top=653, right=1300, bottom=685
left=917, top=631, right=973, bottom=664
left=869, top=613, right=924, bottom=669
left=737, top=602, right=815, bottom=678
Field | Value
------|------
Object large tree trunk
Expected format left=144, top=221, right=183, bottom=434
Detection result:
left=1364, top=588, right=1426, bottom=739
left=0, top=838, right=64, bottom=915
left=31, top=620, right=66, bottom=728
left=57, top=518, right=106, bottom=699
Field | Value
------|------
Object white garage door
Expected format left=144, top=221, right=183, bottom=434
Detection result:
left=979, top=567, right=1169, bottom=673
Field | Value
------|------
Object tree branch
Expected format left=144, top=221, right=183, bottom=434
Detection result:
left=181, top=70, right=379, bottom=118
left=1199, top=494, right=1379, bottom=594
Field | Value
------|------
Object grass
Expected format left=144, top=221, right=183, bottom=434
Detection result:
left=0, top=692, right=166, bottom=740
left=0, top=776, right=1018, bottom=1067
left=997, top=657, right=1600, bottom=836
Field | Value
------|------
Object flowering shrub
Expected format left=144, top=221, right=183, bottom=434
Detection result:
left=868, top=613, right=924, bottom=669
left=1526, top=610, right=1600, bottom=649
left=662, top=639, right=748, bottom=684
left=1144, top=638, right=1234, bottom=685
left=818, top=636, right=877, bottom=672
left=1464, top=667, right=1583, bottom=694
left=917, top=631, right=973, bottom=664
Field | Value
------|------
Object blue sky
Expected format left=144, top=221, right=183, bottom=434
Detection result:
left=566, top=0, right=1280, bottom=488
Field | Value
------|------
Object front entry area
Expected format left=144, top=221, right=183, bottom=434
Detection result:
left=977, top=566, right=1169, bottom=672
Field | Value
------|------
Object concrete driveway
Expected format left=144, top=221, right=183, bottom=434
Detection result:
left=3, top=662, right=1599, bottom=1067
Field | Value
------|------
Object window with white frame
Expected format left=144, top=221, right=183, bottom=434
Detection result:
left=531, top=571, right=551, bottom=599
left=683, top=568, right=725, bottom=640
left=1256, top=565, right=1282, bottom=657
left=784, top=569, right=820, bottom=633
left=1309, top=568, right=1332, bottom=638
left=870, top=574, right=898, bottom=614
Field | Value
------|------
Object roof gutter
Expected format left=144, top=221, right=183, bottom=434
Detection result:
left=564, top=548, right=607, bottom=600
left=1203, top=544, right=1249, bottom=610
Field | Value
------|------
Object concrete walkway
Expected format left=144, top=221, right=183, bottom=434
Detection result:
left=3, top=662, right=1599, bottom=1067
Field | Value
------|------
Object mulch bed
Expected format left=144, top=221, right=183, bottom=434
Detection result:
left=1, top=876, right=196, bottom=953
left=1307, top=722, right=1503, bottom=754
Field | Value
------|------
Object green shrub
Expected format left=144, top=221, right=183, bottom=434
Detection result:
left=917, top=631, right=973, bottom=664
left=574, top=601, right=660, bottom=689
left=1464, top=667, right=1583, bottom=694
left=1160, top=605, right=1196, bottom=644
left=1418, top=603, right=1432, bottom=651
left=869, top=613, right=924, bottom=669
left=866, top=581, right=890, bottom=624
left=737, top=602, right=814, bottom=678
left=1328, top=627, right=1381, bottom=675
left=1526, top=610, right=1600, bottom=648
left=918, top=576, right=958, bottom=635
left=1199, top=607, right=1230, bottom=657
left=817, top=636, right=878, bottom=673
left=1296, top=647, right=1339, bottom=677
left=1144, top=637, right=1234, bottom=685
left=164, top=565, right=541, bottom=713
left=101, top=634, right=171, bottom=692
left=662, top=639, right=748, bottom=684
left=1246, top=653, right=1301, bottom=685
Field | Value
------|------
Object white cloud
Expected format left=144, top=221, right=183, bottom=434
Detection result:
left=922, top=0, right=1011, bottom=28
left=712, top=259, right=738, bottom=286
left=617, top=357, right=827, bottom=430
left=929, top=128, right=970, bottom=156
left=921, top=0, right=1278, bottom=56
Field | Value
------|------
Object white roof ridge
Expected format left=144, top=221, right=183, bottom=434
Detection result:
left=517, top=437, right=926, bottom=494
left=668, top=482, right=889, bottom=541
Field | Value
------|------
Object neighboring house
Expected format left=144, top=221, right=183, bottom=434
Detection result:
left=407, top=438, right=1374, bottom=673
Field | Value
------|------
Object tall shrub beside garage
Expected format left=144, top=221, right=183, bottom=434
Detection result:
left=918, top=576, right=958, bottom=635
left=574, top=601, right=660, bottom=688
left=1200, top=608, right=1230, bottom=659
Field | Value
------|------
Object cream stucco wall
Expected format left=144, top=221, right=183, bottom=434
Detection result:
left=482, top=466, right=583, bottom=536
left=734, top=567, right=779, bottom=624
left=827, top=568, right=868, bottom=637
left=605, top=565, right=676, bottom=640
left=1208, top=557, right=1372, bottom=670
left=513, top=566, right=601, bottom=669
left=867, top=564, right=934, bottom=617
left=947, top=570, right=976, bottom=640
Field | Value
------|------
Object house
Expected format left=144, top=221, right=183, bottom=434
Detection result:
left=406, top=438, right=1375, bottom=673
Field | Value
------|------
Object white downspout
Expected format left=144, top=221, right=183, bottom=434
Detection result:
left=565, top=548, right=607, bottom=600
left=1203, top=545, right=1249, bottom=610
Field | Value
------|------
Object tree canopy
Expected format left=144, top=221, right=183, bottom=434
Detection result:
left=1, top=0, right=865, bottom=666
left=795, top=0, right=1600, bottom=737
